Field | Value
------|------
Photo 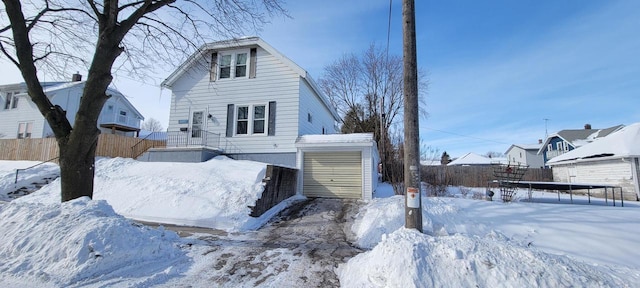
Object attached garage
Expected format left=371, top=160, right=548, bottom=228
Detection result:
left=295, top=133, right=379, bottom=200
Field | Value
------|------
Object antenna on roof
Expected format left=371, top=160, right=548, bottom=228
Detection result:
left=543, top=118, right=550, bottom=139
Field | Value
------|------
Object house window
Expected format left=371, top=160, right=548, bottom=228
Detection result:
left=4, top=92, right=18, bottom=110
left=563, top=142, right=569, bottom=151
left=191, top=111, right=203, bottom=137
left=219, top=51, right=249, bottom=80
left=236, top=104, right=267, bottom=135
left=17, top=122, right=33, bottom=139
left=556, top=142, right=563, bottom=151
left=118, top=110, right=127, bottom=123
left=548, top=144, right=552, bottom=151
left=235, top=53, right=247, bottom=77
left=219, top=55, right=232, bottom=79
left=307, top=112, right=313, bottom=123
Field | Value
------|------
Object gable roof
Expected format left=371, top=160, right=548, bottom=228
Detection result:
left=537, top=125, right=624, bottom=154
left=447, top=152, right=508, bottom=166
left=548, top=123, right=640, bottom=165
left=161, top=37, right=340, bottom=122
left=505, top=143, right=541, bottom=155
left=17, top=81, right=144, bottom=120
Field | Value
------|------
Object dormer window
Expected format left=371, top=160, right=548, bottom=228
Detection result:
left=218, top=50, right=249, bottom=80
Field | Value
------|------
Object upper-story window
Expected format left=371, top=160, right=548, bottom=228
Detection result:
left=4, top=92, right=18, bottom=110
left=219, top=50, right=249, bottom=80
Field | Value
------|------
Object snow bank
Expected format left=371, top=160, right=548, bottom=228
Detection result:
left=338, top=228, right=633, bottom=288
left=19, top=156, right=273, bottom=232
left=0, top=160, right=59, bottom=201
left=0, top=197, right=187, bottom=287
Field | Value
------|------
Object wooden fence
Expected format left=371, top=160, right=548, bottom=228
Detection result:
left=422, top=165, right=553, bottom=188
left=0, top=134, right=165, bottom=162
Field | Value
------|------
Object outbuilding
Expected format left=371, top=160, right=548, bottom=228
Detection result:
left=295, top=133, right=379, bottom=200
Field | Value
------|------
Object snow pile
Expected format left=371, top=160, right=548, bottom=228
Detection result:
left=338, top=228, right=632, bottom=287
left=0, top=197, right=187, bottom=287
left=0, top=160, right=59, bottom=201
left=19, top=156, right=272, bottom=232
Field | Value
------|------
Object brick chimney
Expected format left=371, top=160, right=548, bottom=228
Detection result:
left=584, top=124, right=592, bottom=130
left=71, top=73, right=82, bottom=82
left=538, top=139, right=543, bottom=144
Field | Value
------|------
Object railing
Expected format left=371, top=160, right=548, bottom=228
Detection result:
left=130, top=130, right=221, bottom=159
left=546, top=150, right=563, bottom=159
left=131, top=132, right=167, bottom=159
left=15, top=156, right=60, bottom=186
left=166, top=130, right=220, bottom=148
left=101, top=114, right=141, bottom=129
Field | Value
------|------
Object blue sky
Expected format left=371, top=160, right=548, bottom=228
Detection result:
left=1, top=0, right=639, bottom=159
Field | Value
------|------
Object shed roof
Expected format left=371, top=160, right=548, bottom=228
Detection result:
left=295, top=133, right=374, bottom=146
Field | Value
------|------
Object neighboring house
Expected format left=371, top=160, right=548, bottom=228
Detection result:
left=0, top=74, right=143, bottom=139
left=538, top=124, right=623, bottom=166
left=547, top=123, right=640, bottom=200
left=447, top=152, right=508, bottom=166
left=160, top=37, right=341, bottom=167
left=505, top=141, right=544, bottom=168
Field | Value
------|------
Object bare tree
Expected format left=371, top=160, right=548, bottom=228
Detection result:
left=1, top=0, right=286, bottom=202
left=320, top=44, right=427, bottom=184
left=141, top=118, right=163, bottom=132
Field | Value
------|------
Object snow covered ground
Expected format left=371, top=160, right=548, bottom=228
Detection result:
left=1, top=158, right=639, bottom=287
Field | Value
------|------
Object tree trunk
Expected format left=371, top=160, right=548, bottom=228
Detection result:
left=58, top=128, right=100, bottom=202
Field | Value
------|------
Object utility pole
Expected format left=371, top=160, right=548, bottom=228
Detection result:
left=402, top=0, right=422, bottom=232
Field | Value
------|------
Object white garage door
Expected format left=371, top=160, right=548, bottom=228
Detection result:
left=303, top=151, right=362, bottom=198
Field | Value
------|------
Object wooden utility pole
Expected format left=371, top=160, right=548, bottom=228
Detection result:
left=402, top=0, right=423, bottom=232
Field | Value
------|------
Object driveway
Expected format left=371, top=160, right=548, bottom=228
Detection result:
left=156, top=198, right=364, bottom=287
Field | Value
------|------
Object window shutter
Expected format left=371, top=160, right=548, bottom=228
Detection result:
left=226, top=104, right=234, bottom=137
left=249, top=48, right=257, bottom=79
left=210, top=52, right=218, bottom=81
left=268, top=101, right=276, bottom=136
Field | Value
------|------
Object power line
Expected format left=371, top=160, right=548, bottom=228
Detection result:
left=423, top=127, right=510, bottom=145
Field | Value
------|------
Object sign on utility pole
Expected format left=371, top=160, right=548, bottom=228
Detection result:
left=402, top=0, right=423, bottom=232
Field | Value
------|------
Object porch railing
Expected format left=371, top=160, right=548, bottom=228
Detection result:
left=166, top=130, right=220, bottom=148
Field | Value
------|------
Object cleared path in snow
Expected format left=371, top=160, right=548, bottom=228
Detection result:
left=156, top=198, right=364, bottom=287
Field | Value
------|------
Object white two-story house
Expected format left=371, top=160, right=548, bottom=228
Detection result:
left=160, top=37, right=341, bottom=167
left=0, top=74, right=144, bottom=139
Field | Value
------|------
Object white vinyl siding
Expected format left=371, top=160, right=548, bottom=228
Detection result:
left=303, top=151, right=362, bottom=199
left=0, top=90, right=46, bottom=139
left=551, top=159, right=636, bottom=199
left=298, top=79, right=337, bottom=135
left=167, top=47, right=301, bottom=154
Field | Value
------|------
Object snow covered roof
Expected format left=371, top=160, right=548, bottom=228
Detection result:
left=420, top=159, right=442, bottom=166
left=538, top=125, right=623, bottom=154
left=547, top=123, right=640, bottom=165
left=447, top=153, right=508, bottom=166
left=295, top=133, right=375, bottom=147
left=505, top=143, right=541, bottom=155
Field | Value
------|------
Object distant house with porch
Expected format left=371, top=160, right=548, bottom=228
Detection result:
left=538, top=124, right=623, bottom=166
left=0, top=74, right=143, bottom=139
left=547, top=123, right=640, bottom=200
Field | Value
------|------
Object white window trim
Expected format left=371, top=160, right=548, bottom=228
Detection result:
left=218, top=49, right=250, bottom=80
left=235, top=103, right=268, bottom=136
left=17, top=121, right=33, bottom=139
left=4, top=92, right=19, bottom=110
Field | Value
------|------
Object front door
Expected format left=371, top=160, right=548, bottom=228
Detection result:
left=190, top=111, right=204, bottom=145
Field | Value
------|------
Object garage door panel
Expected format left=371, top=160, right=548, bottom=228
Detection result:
left=303, top=151, right=362, bottom=199
left=304, top=184, right=362, bottom=199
